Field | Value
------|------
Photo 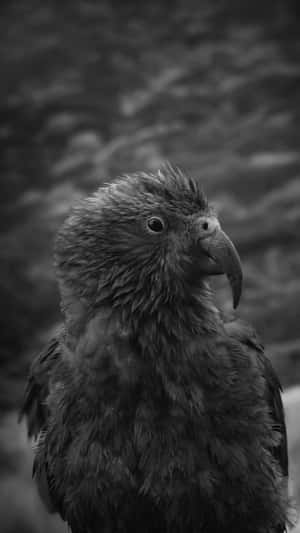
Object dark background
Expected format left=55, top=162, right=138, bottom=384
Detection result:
left=0, top=1, right=300, bottom=532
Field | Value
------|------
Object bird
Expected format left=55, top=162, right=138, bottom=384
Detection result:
left=20, top=165, right=288, bottom=533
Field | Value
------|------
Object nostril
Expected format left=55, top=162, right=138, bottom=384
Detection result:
left=197, top=216, right=220, bottom=239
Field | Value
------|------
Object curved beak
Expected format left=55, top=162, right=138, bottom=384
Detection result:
left=194, top=216, right=243, bottom=309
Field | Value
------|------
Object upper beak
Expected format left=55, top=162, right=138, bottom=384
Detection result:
left=194, top=215, right=243, bottom=309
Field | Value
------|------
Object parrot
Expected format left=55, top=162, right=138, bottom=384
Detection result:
left=20, top=165, right=288, bottom=533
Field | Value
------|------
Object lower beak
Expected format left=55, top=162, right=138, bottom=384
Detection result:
left=195, top=217, right=243, bottom=309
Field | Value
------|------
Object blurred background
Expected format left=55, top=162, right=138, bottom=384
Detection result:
left=1, top=1, right=300, bottom=532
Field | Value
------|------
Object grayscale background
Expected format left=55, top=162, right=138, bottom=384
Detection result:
left=0, top=2, right=300, bottom=532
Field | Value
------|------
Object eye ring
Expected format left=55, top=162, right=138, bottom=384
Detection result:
left=147, top=216, right=165, bottom=233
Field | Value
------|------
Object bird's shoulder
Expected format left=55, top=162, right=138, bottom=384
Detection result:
left=224, top=318, right=281, bottom=393
left=223, top=317, right=264, bottom=353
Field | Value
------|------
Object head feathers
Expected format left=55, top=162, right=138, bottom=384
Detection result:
left=54, top=165, right=213, bottom=327
left=103, top=164, right=208, bottom=216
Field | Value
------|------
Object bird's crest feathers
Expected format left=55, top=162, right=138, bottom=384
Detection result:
left=113, top=163, right=208, bottom=213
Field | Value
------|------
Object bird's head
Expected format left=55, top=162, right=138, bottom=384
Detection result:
left=55, top=165, right=242, bottom=326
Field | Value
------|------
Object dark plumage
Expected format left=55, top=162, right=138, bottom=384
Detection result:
left=20, top=165, right=288, bottom=533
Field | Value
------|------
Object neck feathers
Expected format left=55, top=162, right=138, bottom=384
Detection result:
left=60, top=276, right=220, bottom=358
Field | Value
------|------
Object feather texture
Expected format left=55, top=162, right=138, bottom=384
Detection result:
left=20, top=168, right=289, bottom=533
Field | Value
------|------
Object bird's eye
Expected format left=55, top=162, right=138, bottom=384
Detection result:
left=147, top=216, right=165, bottom=233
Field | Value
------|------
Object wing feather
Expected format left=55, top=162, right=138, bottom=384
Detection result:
left=20, top=334, right=63, bottom=513
left=224, top=319, right=288, bottom=478
left=20, top=336, right=61, bottom=438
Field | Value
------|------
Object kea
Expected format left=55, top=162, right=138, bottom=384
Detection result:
left=20, top=165, right=288, bottom=533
